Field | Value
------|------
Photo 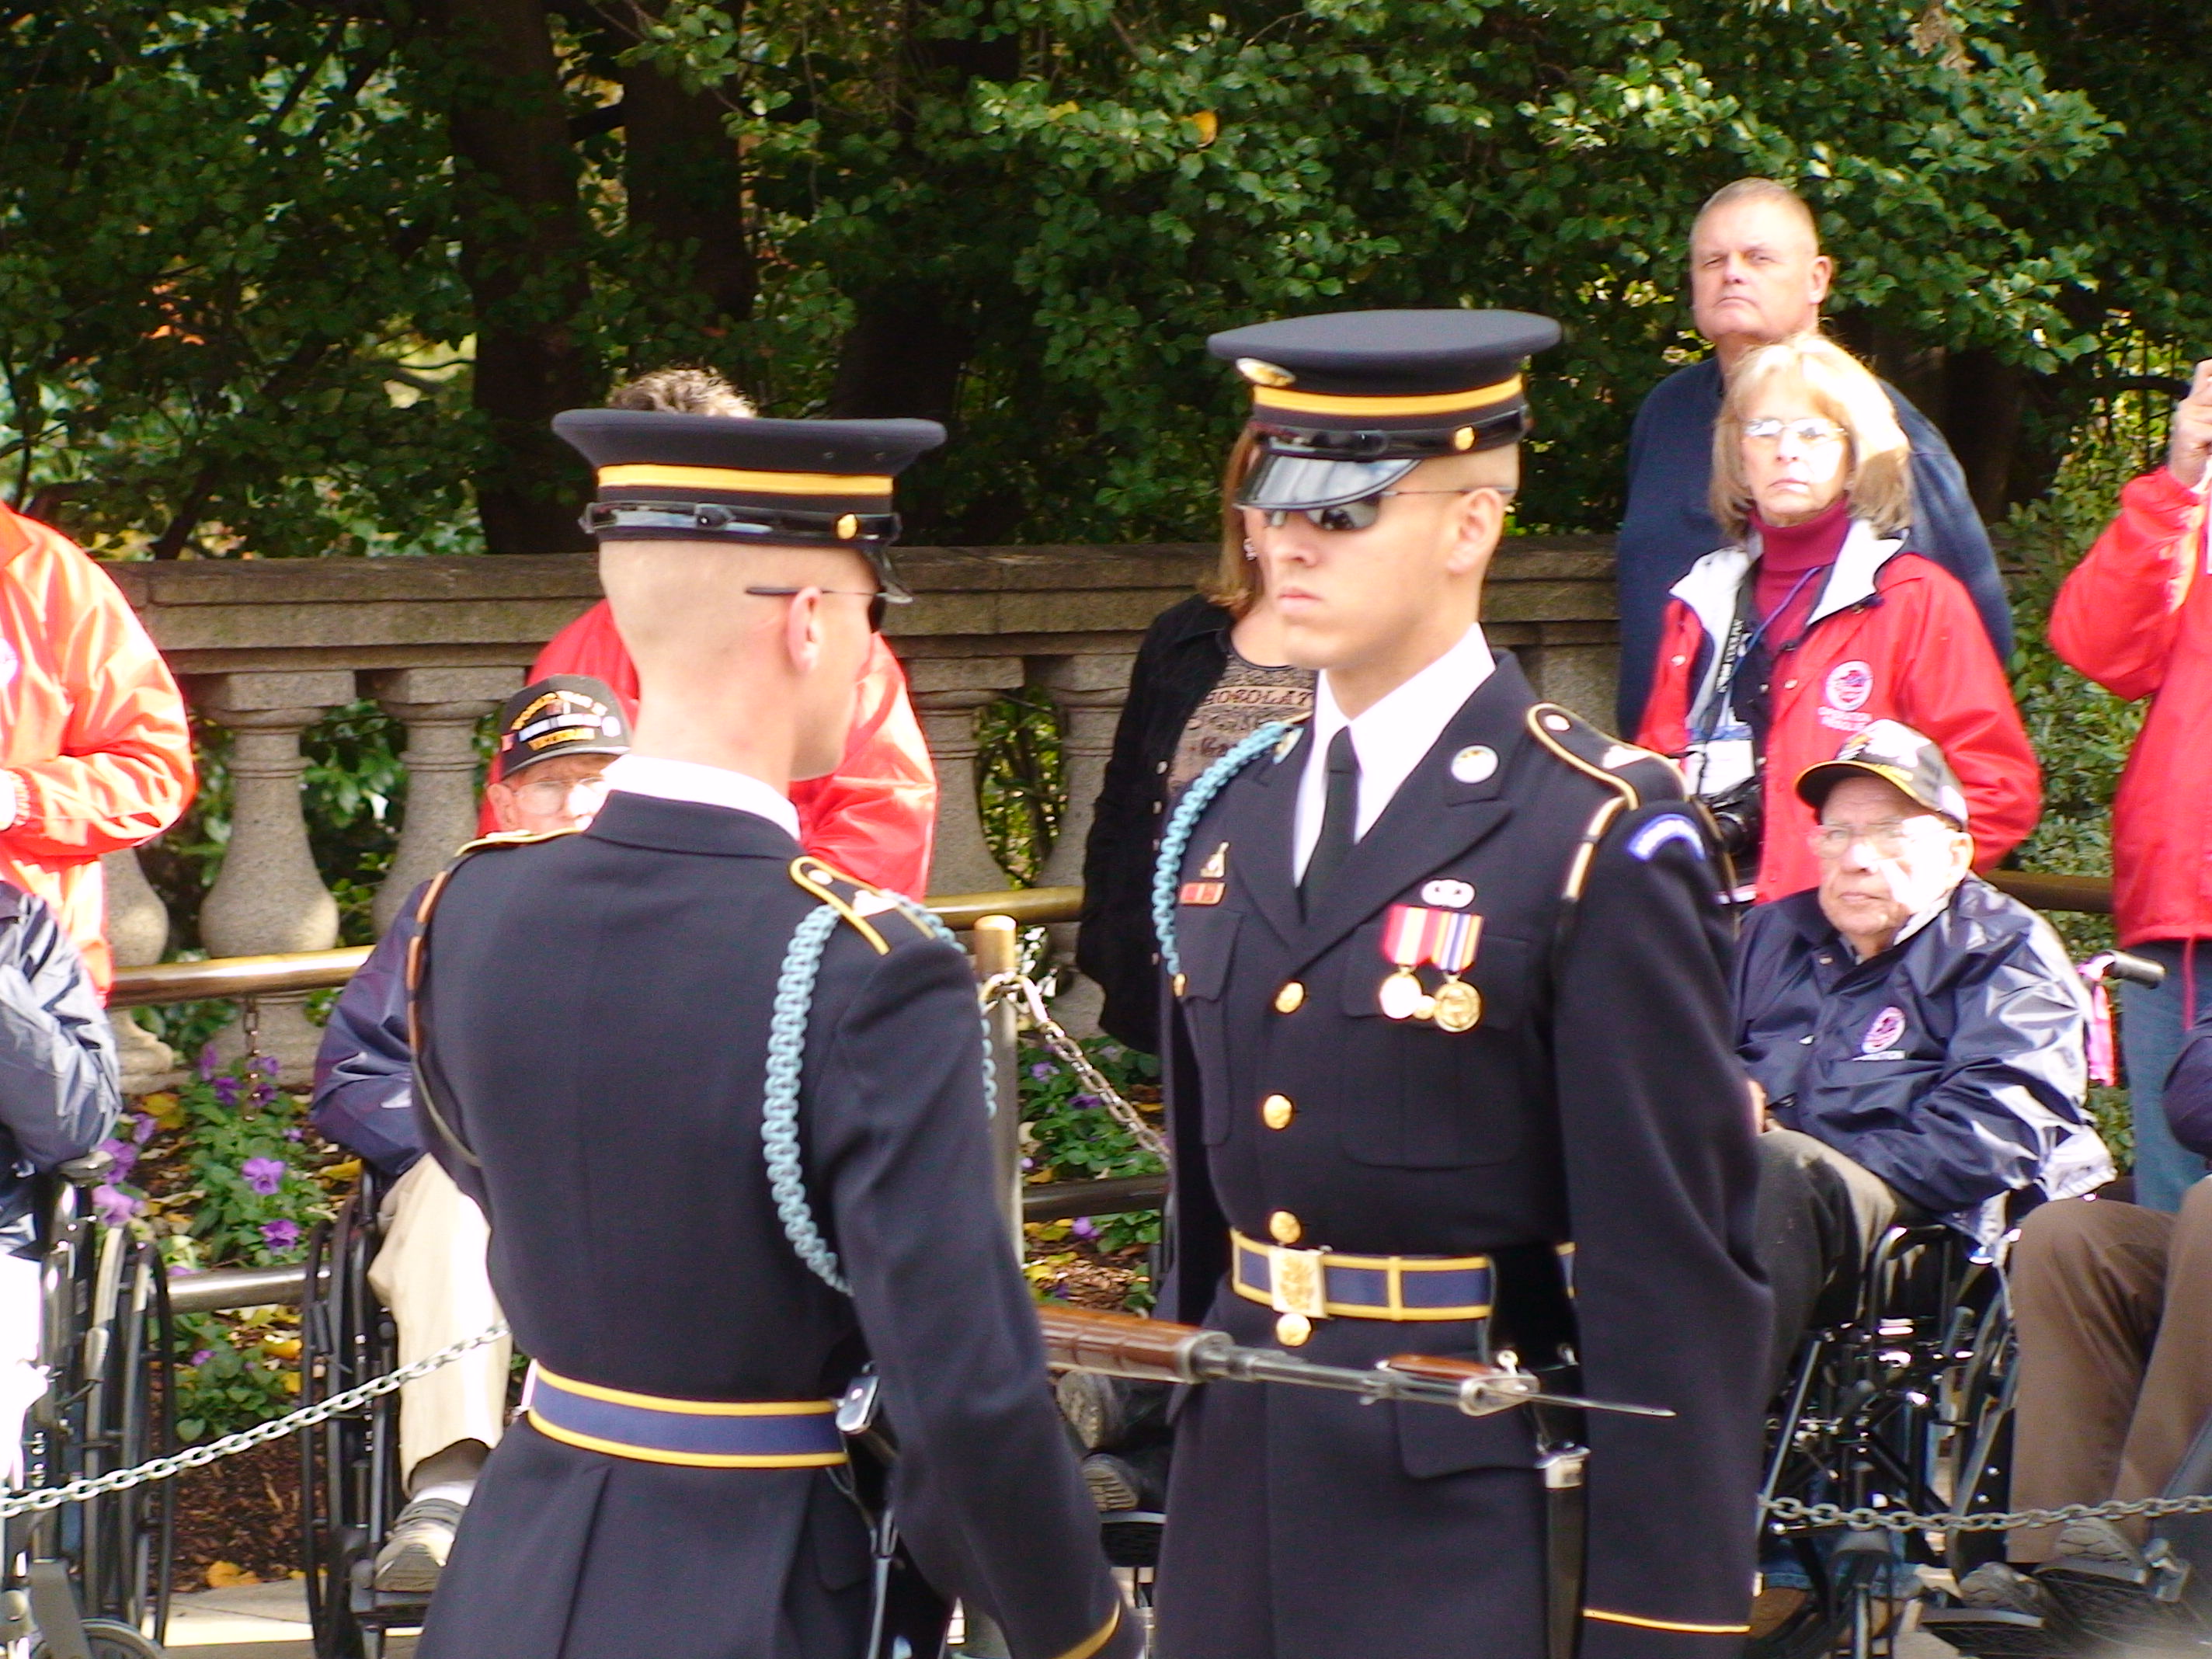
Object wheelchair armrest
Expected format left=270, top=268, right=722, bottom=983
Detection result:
left=54, top=1149, right=114, bottom=1188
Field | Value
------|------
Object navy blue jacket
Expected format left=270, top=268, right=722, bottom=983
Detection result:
left=0, top=882, right=120, bottom=1257
left=1615, top=356, right=2013, bottom=733
left=308, top=885, right=423, bottom=1177
left=1734, top=879, right=2108, bottom=1229
left=2162, top=1010, right=2212, bottom=1160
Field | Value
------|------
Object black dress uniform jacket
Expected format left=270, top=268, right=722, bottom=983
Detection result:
left=1153, top=657, right=1769, bottom=1659
left=411, top=791, right=1134, bottom=1659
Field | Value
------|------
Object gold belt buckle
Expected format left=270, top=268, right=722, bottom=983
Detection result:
left=1268, top=1245, right=1328, bottom=1320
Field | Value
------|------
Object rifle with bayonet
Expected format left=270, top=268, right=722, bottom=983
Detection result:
left=1033, top=1301, right=1671, bottom=1419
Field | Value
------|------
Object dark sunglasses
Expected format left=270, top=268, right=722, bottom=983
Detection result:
left=1255, top=485, right=1515, bottom=534
left=743, top=584, right=912, bottom=633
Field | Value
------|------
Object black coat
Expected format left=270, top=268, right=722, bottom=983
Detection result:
left=1152, top=657, right=1769, bottom=1659
left=308, top=884, right=423, bottom=1177
left=411, top=793, right=1135, bottom=1659
left=1076, top=594, right=1237, bottom=1052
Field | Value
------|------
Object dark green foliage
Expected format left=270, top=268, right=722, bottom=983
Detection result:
left=1020, top=1037, right=1163, bottom=1261
left=978, top=690, right=1066, bottom=885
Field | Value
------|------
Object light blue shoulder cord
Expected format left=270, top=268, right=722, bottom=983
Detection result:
left=763, top=896, right=1000, bottom=1297
left=1151, top=721, right=1295, bottom=983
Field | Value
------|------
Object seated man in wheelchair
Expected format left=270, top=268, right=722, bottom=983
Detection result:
left=310, top=676, right=629, bottom=1596
left=1734, top=721, right=2109, bottom=1379
left=0, top=884, right=121, bottom=1473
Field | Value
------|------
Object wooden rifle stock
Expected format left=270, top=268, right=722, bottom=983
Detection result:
left=1035, top=1301, right=1229, bottom=1383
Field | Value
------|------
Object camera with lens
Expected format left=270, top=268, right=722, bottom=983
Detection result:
left=1698, top=772, right=1765, bottom=867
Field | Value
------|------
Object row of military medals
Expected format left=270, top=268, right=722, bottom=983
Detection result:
left=1378, top=902, right=1483, bottom=1032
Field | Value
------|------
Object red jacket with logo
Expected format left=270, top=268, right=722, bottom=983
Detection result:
left=499, top=600, right=940, bottom=897
left=2049, top=467, right=2212, bottom=948
left=1636, top=521, right=2040, bottom=902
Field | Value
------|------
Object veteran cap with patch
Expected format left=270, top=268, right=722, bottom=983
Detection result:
left=1207, top=309, right=1562, bottom=511
left=553, top=408, right=946, bottom=596
left=1796, top=719, right=1969, bottom=829
left=496, top=675, right=632, bottom=777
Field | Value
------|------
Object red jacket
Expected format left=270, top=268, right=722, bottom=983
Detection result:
left=513, top=601, right=939, bottom=897
left=2049, top=467, right=2212, bottom=947
left=0, top=506, right=195, bottom=992
left=1637, top=520, right=2040, bottom=903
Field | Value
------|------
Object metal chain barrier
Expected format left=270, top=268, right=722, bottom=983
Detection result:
left=0, top=1321, right=510, bottom=1519
left=1765, top=1490, right=2212, bottom=1536
left=978, top=970, right=1168, bottom=1162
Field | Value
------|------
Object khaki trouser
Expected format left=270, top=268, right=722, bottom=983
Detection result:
left=2009, top=1181, right=2212, bottom=1560
left=365, top=1157, right=510, bottom=1490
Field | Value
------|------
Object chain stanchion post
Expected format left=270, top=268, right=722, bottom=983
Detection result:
left=972, top=916, right=1024, bottom=1257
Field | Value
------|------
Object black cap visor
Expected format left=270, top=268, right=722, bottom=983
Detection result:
left=1236, top=453, right=1421, bottom=512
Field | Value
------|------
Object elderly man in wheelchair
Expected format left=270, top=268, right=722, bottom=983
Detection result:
left=1733, top=723, right=2110, bottom=1647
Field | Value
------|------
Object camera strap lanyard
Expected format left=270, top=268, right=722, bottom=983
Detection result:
left=1686, top=563, right=1823, bottom=795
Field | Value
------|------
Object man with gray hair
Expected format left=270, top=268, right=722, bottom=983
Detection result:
left=1614, top=177, right=2011, bottom=733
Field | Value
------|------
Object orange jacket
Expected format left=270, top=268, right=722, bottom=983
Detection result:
left=2050, top=468, right=2212, bottom=947
left=0, top=506, right=195, bottom=992
left=514, top=600, right=939, bottom=896
left=1637, top=523, right=2040, bottom=903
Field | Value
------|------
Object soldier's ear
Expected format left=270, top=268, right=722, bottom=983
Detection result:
left=1442, top=485, right=1506, bottom=579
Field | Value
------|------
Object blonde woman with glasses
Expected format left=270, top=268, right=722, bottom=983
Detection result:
left=1633, top=331, right=2039, bottom=902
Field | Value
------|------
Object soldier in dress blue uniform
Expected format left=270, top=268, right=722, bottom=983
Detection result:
left=1150, top=311, right=1771, bottom=1659
left=407, top=409, right=1137, bottom=1659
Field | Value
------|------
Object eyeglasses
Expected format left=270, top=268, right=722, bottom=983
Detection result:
left=1742, top=418, right=1846, bottom=448
left=509, top=774, right=612, bottom=812
left=1257, top=486, right=1516, bottom=534
left=1807, top=818, right=1936, bottom=861
left=742, top=585, right=913, bottom=633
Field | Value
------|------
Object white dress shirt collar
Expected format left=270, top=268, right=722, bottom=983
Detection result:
left=1293, top=623, right=1494, bottom=880
left=602, top=753, right=802, bottom=840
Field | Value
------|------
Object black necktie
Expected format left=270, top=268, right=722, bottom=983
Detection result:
left=1301, top=727, right=1360, bottom=914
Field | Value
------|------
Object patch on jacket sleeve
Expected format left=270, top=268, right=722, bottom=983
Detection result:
left=1626, top=815, right=1706, bottom=864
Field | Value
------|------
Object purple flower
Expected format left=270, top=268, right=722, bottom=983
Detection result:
left=130, top=1112, right=157, bottom=1146
left=99, top=1137, right=139, bottom=1179
left=190, top=1349, right=213, bottom=1368
left=1072, top=1094, right=1100, bottom=1109
left=212, top=1076, right=241, bottom=1109
left=1028, top=1062, right=1055, bottom=1080
left=253, top=1055, right=280, bottom=1076
left=241, top=1156, right=287, bottom=1196
left=283, top=1127, right=304, bottom=1142
left=91, top=1184, right=140, bottom=1226
left=196, top=1044, right=219, bottom=1082
left=260, top=1218, right=301, bottom=1252
left=1021, top=1156, right=1035, bottom=1171
left=1070, top=1216, right=1098, bottom=1240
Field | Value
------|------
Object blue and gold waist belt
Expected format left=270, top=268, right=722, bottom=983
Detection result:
left=1230, top=1230, right=1494, bottom=1322
left=523, top=1364, right=847, bottom=1469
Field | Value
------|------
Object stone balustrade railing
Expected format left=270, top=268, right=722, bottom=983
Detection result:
left=103, top=538, right=1621, bottom=1083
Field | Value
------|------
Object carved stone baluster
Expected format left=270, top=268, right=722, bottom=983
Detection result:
left=101, top=848, right=177, bottom=1092
left=907, top=658, right=1024, bottom=899
left=369, top=667, right=523, bottom=933
left=1031, top=653, right=1136, bottom=1038
left=197, top=671, right=353, bottom=1082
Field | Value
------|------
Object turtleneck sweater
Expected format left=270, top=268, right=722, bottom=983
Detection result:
left=1752, top=495, right=1852, bottom=649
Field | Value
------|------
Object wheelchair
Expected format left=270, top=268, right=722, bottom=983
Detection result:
left=298, top=1164, right=421, bottom=1659
left=3, top=1153, right=176, bottom=1658
left=1752, top=1219, right=2018, bottom=1659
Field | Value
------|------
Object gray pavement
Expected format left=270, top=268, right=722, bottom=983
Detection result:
left=159, top=1578, right=415, bottom=1655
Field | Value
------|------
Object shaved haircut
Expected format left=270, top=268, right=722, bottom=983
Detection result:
left=1695, top=178, right=1820, bottom=244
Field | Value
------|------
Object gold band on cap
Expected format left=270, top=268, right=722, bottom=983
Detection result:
left=597, top=464, right=896, bottom=497
left=1250, top=375, right=1525, bottom=419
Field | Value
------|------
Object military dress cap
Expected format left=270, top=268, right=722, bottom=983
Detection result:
left=1796, top=718, right=1970, bottom=829
left=1207, top=308, right=1561, bottom=510
left=553, top=409, right=946, bottom=593
left=495, top=675, right=631, bottom=777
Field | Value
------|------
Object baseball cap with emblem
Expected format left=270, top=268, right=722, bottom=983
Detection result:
left=1795, top=719, right=1970, bottom=830
left=1205, top=309, right=1562, bottom=515
left=552, top=408, right=945, bottom=600
left=495, top=676, right=632, bottom=778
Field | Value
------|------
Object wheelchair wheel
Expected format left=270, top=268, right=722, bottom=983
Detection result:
left=301, top=1181, right=413, bottom=1659
left=1942, top=1286, right=2017, bottom=1576
left=30, top=1616, right=169, bottom=1658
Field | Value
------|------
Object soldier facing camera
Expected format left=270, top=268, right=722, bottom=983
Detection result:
left=1150, top=308, right=1771, bottom=1659
left=405, top=408, right=1136, bottom=1659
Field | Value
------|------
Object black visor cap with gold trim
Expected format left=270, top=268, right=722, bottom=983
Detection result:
left=553, top=409, right=946, bottom=595
left=1208, top=308, right=1561, bottom=511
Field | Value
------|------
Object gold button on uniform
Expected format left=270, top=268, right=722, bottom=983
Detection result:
left=1261, top=1094, right=1295, bottom=1130
left=1275, top=1313, right=1313, bottom=1347
left=1268, top=1210, right=1303, bottom=1244
left=1173, top=973, right=1188, bottom=996
left=1274, top=981, right=1306, bottom=1014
